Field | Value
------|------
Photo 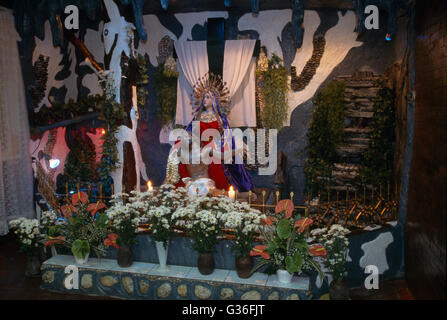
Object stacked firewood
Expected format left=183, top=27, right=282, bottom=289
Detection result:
left=331, top=70, right=383, bottom=189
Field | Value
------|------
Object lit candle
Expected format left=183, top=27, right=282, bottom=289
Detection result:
left=228, top=185, right=235, bottom=201
left=147, top=180, right=153, bottom=192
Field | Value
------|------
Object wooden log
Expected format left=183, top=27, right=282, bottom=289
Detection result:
left=346, top=110, right=374, bottom=118
left=344, top=127, right=373, bottom=134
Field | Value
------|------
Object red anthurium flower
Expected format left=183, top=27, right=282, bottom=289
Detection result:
left=250, top=245, right=270, bottom=260
left=261, top=216, right=274, bottom=225
left=295, top=217, right=313, bottom=232
left=104, top=233, right=119, bottom=249
left=60, top=204, right=77, bottom=218
left=87, top=202, right=106, bottom=216
left=71, top=191, right=88, bottom=206
left=309, top=244, right=327, bottom=258
left=275, top=199, right=294, bottom=219
left=45, top=236, right=66, bottom=247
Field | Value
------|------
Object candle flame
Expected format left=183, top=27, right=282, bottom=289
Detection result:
left=229, top=185, right=234, bottom=192
left=147, top=180, right=153, bottom=191
left=101, top=129, right=106, bottom=134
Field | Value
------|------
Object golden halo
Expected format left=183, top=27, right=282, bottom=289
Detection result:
left=190, top=72, right=231, bottom=116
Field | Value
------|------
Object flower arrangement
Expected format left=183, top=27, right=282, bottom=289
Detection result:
left=104, top=192, right=143, bottom=247
left=250, top=199, right=326, bottom=279
left=44, top=191, right=109, bottom=260
left=173, top=196, right=227, bottom=253
left=219, top=198, right=266, bottom=259
left=9, top=218, right=42, bottom=253
left=143, top=184, right=189, bottom=247
left=310, top=224, right=350, bottom=281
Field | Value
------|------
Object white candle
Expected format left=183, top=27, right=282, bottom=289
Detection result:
left=147, top=180, right=153, bottom=192
left=228, top=185, right=235, bottom=201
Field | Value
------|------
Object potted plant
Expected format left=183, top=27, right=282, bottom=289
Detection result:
left=43, top=191, right=108, bottom=265
left=143, top=184, right=188, bottom=272
left=310, top=224, right=350, bottom=299
left=250, top=199, right=326, bottom=284
left=220, top=199, right=266, bottom=278
left=9, top=218, right=44, bottom=277
left=105, top=192, right=142, bottom=267
left=175, top=196, right=224, bottom=275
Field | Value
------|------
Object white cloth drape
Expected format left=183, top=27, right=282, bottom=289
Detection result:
left=0, top=7, right=35, bottom=235
left=174, top=41, right=209, bottom=125
left=175, top=40, right=256, bottom=127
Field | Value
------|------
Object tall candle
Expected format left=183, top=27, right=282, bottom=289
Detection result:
left=147, top=180, right=153, bottom=192
left=228, top=185, right=235, bottom=201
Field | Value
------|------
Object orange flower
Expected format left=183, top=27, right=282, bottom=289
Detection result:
left=295, top=217, right=313, bottom=232
left=71, top=191, right=88, bottom=206
left=44, top=236, right=66, bottom=247
left=60, top=204, right=77, bottom=218
left=275, top=199, right=294, bottom=219
left=261, top=216, right=274, bottom=225
left=250, top=245, right=270, bottom=260
left=104, top=233, right=119, bottom=249
left=87, top=201, right=106, bottom=215
left=309, top=244, right=327, bottom=258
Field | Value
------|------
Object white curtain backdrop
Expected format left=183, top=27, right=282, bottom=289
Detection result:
left=175, top=40, right=256, bottom=127
left=0, top=7, right=35, bottom=235
left=174, top=41, right=209, bottom=125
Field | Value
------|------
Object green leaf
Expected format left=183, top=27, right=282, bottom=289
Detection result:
left=71, top=239, right=90, bottom=259
left=96, top=213, right=108, bottom=227
left=277, top=218, right=291, bottom=239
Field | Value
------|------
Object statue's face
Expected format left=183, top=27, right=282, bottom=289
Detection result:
left=203, top=92, right=213, bottom=108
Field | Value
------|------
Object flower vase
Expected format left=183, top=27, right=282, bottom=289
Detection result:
left=329, top=279, right=350, bottom=300
left=197, top=252, right=214, bottom=275
left=235, top=256, right=253, bottom=279
left=276, top=269, right=293, bottom=284
left=117, top=245, right=133, bottom=268
left=74, top=252, right=90, bottom=265
left=155, top=241, right=169, bottom=272
left=25, top=250, right=41, bottom=277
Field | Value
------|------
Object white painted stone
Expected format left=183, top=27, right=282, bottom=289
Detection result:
left=122, top=276, right=134, bottom=294
left=157, top=282, right=172, bottom=298
left=195, top=285, right=212, bottom=300
left=286, top=293, right=300, bottom=300
left=177, top=284, right=188, bottom=297
left=42, top=270, right=55, bottom=283
left=139, top=280, right=150, bottom=294
left=220, top=288, right=234, bottom=300
left=241, top=290, right=261, bottom=300
left=100, top=275, right=118, bottom=287
left=359, top=232, right=394, bottom=274
left=268, top=291, right=280, bottom=300
left=81, top=274, right=93, bottom=289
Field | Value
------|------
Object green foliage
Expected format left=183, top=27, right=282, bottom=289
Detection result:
left=71, top=239, right=90, bottom=259
left=256, top=54, right=289, bottom=129
left=60, top=136, right=97, bottom=190
left=30, top=94, right=106, bottom=128
left=358, top=80, right=395, bottom=186
left=303, top=80, right=346, bottom=194
left=135, top=54, right=149, bottom=110
left=154, top=63, right=178, bottom=126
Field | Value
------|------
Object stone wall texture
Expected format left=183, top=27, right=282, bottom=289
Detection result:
left=405, top=0, right=446, bottom=300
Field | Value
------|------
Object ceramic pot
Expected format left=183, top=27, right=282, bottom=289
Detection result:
left=329, top=279, right=350, bottom=300
left=25, top=250, right=41, bottom=277
left=74, top=252, right=90, bottom=265
left=276, top=269, right=293, bottom=283
left=155, top=241, right=169, bottom=272
left=197, top=252, right=214, bottom=275
left=117, top=245, right=133, bottom=268
left=235, top=256, right=253, bottom=279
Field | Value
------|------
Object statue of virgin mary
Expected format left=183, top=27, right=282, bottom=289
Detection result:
left=164, top=73, right=254, bottom=196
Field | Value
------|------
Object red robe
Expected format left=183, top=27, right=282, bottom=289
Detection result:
left=175, top=120, right=230, bottom=190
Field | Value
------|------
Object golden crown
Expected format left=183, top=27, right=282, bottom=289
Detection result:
left=190, top=72, right=231, bottom=115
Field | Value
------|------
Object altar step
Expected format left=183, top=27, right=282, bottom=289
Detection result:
left=41, top=255, right=311, bottom=300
